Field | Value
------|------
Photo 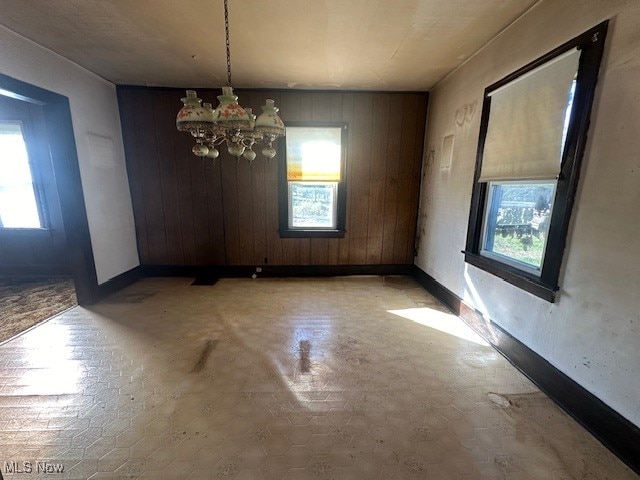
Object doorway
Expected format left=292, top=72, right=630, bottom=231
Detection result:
left=0, top=94, right=69, bottom=272
left=0, top=72, right=100, bottom=324
left=0, top=92, right=80, bottom=340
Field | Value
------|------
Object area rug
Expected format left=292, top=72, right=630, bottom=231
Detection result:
left=0, top=276, right=77, bottom=343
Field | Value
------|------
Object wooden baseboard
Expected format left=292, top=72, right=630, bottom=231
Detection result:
left=412, top=265, right=640, bottom=475
left=83, top=266, right=142, bottom=305
left=142, top=264, right=414, bottom=279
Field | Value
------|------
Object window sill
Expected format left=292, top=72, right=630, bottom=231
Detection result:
left=0, top=227, right=51, bottom=237
left=463, top=251, right=557, bottom=302
left=279, top=229, right=345, bottom=239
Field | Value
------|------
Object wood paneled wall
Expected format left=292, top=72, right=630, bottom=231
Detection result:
left=117, top=87, right=427, bottom=266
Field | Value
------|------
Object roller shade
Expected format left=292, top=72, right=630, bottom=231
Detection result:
left=479, top=48, right=580, bottom=183
left=286, top=126, right=342, bottom=181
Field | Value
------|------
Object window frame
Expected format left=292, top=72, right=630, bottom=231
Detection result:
left=479, top=179, right=558, bottom=276
left=0, top=115, right=50, bottom=230
left=279, top=121, right=348, bottom=238
left=463, top=21, right=608, bottom=302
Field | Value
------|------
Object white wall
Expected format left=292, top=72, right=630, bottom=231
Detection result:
left=416, top=0, right=640, bottom=427
left=0, top=26, right=139, bottom=284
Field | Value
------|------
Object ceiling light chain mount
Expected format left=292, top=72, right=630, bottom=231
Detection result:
left=176, top=0, right=285, bottom=163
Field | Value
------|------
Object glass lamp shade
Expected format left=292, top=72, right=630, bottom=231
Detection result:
left=192, top=144, right=209, bottom=157
left=206, top=148, right=219, bottom=159
left=202, top=102, right=215, bottom=122
left=176, top=90, right=214, bottom=135
left=262, top=145, right=277, bottom=159
left=213, top=87, right=252, bottom=130
left=241, top=108, right=257, bottom=132
left=243, top=149, right=257, bottom=162
left=176, top=89, right=283, bottom=161
left=228, top=142, right=246, bottom=157
left=255, top=99, right=286, bottom=137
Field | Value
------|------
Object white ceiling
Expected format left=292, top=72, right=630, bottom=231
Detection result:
left=0, top=0, right=539, bottom=91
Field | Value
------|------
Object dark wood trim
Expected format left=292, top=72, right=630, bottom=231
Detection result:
left=483, top=22, right=607, bottom=94
left=412, top=265, right=640, bottom=475
left=143, top=264, right=414, bottom=279
left=540, top=22, right=608, bottom=288
left=0, top=73, right=98, bottom=305
left=93, top=266, right=142, bottom=301
left=464, top=21, right=609, bottom=302
left=279, top=229, right=345, bottom=238
left=464, top=96, right=492, bottom=255
left=279, top=122, right=349, bottom=238
left=463, top=251, right=556, bottom=302
left=412, top=265, right=461, bottom=311
left=284, top=121, right=349, bottom=129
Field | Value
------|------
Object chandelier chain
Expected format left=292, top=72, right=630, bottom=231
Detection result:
left=175, top=0, right=285, bottom=161
left=224, top=0, right=232, bottom=87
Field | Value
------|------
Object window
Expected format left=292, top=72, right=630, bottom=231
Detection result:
left=464, top=22, right=608, bottom=302
left=481, top=181, right=556, bottom=273
left=0, top=120, right=44, bottom=228
left=279, top=123, right=347, bottom=237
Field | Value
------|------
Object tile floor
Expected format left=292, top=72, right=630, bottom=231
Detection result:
left=0, top=276, right=636, bottom=479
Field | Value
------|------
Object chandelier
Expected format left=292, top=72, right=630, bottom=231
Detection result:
left=175, top=0, right=285, bottom=163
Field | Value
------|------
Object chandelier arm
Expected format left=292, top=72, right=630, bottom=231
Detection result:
left=240, top=137, right=256, bottom=148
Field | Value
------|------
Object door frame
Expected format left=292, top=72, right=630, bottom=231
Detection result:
left=0, top=72, right=100, bottom=304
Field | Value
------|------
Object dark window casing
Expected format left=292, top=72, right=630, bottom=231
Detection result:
left=464, top=21, right=608, bottom=302
left=279, top=121, right=348, bottom=238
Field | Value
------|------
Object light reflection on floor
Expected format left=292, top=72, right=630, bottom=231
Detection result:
left=15, top=322, right=83, bottom=396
